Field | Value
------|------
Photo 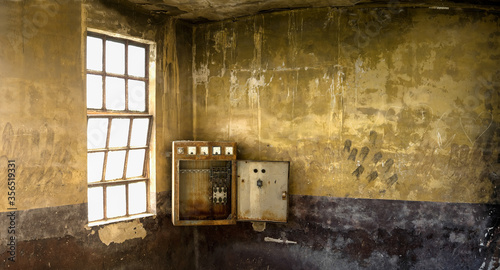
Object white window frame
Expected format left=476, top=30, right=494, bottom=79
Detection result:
left=86, top=29, right=156, bottom=226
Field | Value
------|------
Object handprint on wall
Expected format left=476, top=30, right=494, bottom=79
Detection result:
left=344, top=131, right=398, bottom=187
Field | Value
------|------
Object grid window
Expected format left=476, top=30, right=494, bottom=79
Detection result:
left=86, top=32, right=153, bottom=223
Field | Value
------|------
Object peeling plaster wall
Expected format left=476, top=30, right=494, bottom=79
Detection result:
left=1, top=0, right=194, bottom=268
left=191, top=5, right=500, bottom=269
left=0, top=0, right=86, bottom=211
left=98, top=219, right=147, bottom=246
left=86, top=0, right=194, bottom=195
left=0, top=1, right=499, bottom=269
left=192, top=6, right=500, bottom=204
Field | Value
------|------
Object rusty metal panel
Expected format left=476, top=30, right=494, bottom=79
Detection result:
left=172, top=141, right=237, bottom=226
left=237, top=160, right=289, bottom=222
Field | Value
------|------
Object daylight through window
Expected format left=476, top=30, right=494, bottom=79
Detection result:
left=86, top=32, right=153, bottom=223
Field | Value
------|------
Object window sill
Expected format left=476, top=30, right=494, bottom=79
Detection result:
left=88, top=213, right=155, bottom=227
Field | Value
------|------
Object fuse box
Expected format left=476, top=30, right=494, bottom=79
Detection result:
left=172, top=141, right=289, bottom=226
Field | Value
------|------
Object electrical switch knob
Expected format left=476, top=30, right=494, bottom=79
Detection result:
left=257, top=179, right=263, bottom=188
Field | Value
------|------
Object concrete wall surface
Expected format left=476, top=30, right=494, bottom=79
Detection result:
left=0, top=1, right=498, bottom=269
left=192, top=6, right=500, bottom=204
left=1, top=1, right=194, bottom=269
left=191, top=5, right=500, bottom=269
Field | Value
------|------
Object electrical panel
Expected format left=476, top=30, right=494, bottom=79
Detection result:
left=172, top=141, right=237, bottom=226
left=172, top=141, right=289, bottom=226
left=236, top=160, right=289, bottom=222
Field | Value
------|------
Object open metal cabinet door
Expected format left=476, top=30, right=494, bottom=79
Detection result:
left=236, top=160, right=289, bottom=223
left=172, top=141, right=237, bottom=226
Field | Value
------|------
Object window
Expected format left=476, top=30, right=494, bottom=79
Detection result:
left=86, top=31, right=155, bottom=224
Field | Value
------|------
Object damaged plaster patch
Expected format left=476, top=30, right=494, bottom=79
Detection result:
left=229, top=70, right=240, bottom=106
left=246, top=75, right=266, bottom=108
left=98, top=219, right=147, bottom=246
left=193, top=63, right=210, bottom=85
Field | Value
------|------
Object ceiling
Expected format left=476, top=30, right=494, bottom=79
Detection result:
left=108, top=0, right=500, bottom=22
left=126, top=0, right=361, bottom=21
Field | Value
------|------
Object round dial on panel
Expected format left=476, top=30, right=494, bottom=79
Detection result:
left=177, top=147, right=184, bottom=154
left=201, top=146, right=209, bottom=155
left=212, top=146, right=221, bottom=155
left=225, top=146, right=234, bottom=155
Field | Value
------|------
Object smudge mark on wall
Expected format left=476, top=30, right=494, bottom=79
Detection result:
left=348, top=148, right=358, bottom=161
left=360, top=146, right=370, bottom=161
left=384, top=158, right=394, bottom=172
left=0, top=121, right=83, bottom=209
left=373, top=152, right=383, bottom=164
left=387, top=174, right=398, bottom=186
left=352, top=165, right=365, bottom=179
left=367, top=171, right=378, bottom=182
left=369, top=130, right=378, bottom=146
left=344, top=139, right=352, bottom=152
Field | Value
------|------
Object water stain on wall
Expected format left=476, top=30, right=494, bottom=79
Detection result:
left=192, top=7, right=499, bottom=204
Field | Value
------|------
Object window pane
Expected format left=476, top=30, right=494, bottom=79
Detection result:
left=129, top=181, right=146, bottom=215
left=87, top=74, right=102, bottom=109
left=105, top=150, right=126, bottom=180
left=88, top=186, right=103, bottom=221
left=105, top=77, right=125, bottom=110
left=87, top=118, right=108, bottom=149
left=87, top=34, right=152, bottom=224
left=130, top=118, right=149, bottom=147
left=106, top=40, right=125, bottom=74
left=107, top=185, right=126, bottom=218
left=126, top=149, right=146, bottom=178
left=87, top=36, right=102, bottom=71
left=108, top=118, right=130, bottom=148
left=128, top=45, right=146, bottom=77
left=87, top=152, right=105, bottom=182
left=128, top=80, right=146, bottom=111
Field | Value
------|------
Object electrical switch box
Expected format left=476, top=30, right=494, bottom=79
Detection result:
left=236, top=160, right=289, bottom=223
left=172, top=141, right=237, bottom=226
left=172, top=141, right=289, bottom=226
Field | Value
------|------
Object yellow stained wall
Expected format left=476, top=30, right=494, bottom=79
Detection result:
left=0, top=1, right=86, bottom=211
left=0, top=0, right=192, bottom=212
left=0, top=2, right=497, bottom=213
left=192, top=7, right=500, bottom=204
